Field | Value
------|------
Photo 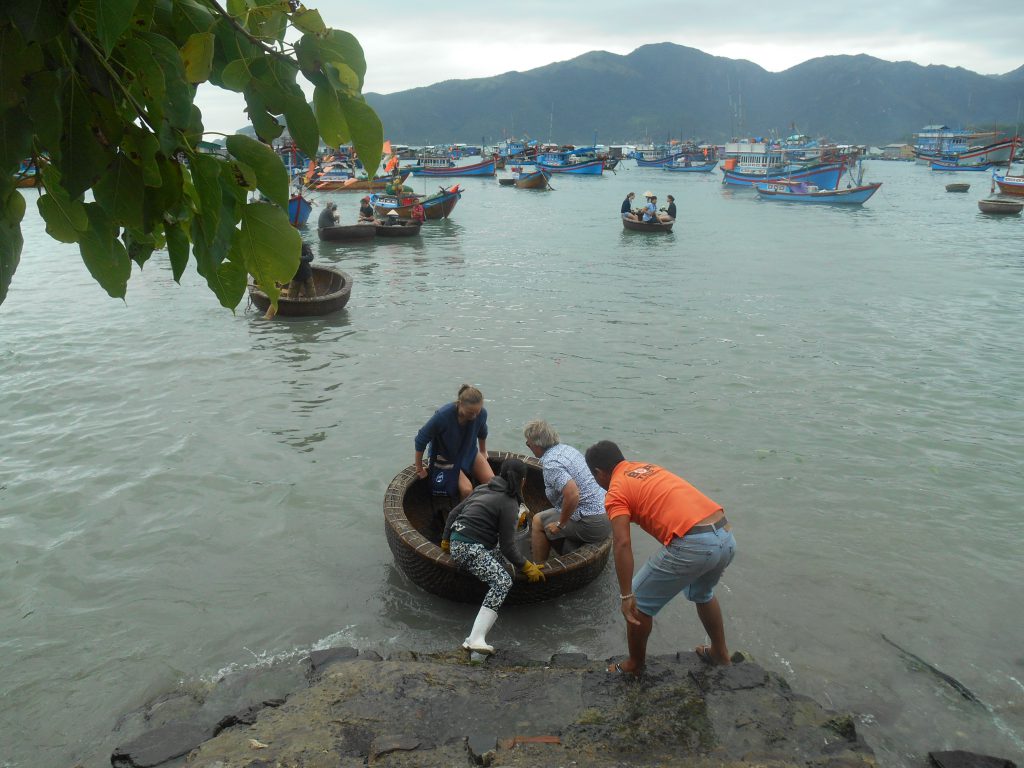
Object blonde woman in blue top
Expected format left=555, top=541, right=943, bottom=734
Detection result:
left=414, top=384, right=494, bottom=501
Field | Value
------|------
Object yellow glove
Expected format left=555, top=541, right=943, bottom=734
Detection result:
left=521, top=560, right=546, bottom=583
left=440, top=539, right=450, bottom=553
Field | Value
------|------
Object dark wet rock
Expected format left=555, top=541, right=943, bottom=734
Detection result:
left=110, top=721, right=215, bottom=767
left=550, top=652, right=590, bottom=667
left=305, top=646, right=359, bottom=681
left=930, top=751, right=1018, bottom=768
left=176, top=648, right=877, bottom=768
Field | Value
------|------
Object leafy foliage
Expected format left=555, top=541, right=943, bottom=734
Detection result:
left=0, top=0, right=383, bottom=309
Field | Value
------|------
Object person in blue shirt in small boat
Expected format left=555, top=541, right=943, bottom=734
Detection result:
left=415, top=384, right=495, bottom=501
left=642, top=192, right=660, bottom=223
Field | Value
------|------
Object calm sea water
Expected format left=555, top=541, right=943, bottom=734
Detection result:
left=2, top=162, right=1022, bottom=767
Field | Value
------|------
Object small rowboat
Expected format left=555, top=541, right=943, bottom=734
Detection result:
left=383, top=451, right=611, bottom=605
left=514, top=169, right=551, bottom=189
left=978, top=198, right=1023, bottom=214
left=623, top=218, right=674, bottom=232
left=318, top=224, right=376, bottom=241
left=498, top=178, right=516, bottom=187
left=374, top=220, right=422, bottom=237
left=930, top=161, right=992, bottom=172
left=662, top=161, right=718, bottom=173
left=248, top=266, right=353, bottom=317
left=288, top=193, right=312, bottom=226
left=945, top=183, right=971, bottom=192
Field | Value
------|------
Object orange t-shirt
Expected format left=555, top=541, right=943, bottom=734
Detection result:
left=604, top=461, right=722, bottom=545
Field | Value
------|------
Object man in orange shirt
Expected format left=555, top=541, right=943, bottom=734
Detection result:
left=585, top=440, right=736, bottom=675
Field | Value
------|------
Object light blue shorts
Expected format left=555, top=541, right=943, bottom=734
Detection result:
left=633, top=527, right=736, bottom=617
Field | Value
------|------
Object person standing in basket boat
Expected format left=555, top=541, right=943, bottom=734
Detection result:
left=318, top=201, right=338, bottom=229
left=441, top=458, right=546, bottom=654
left=414, top=384, right=495, bottom=501
left=263, top=242, right=315, bottom=320
left=621, top=191, right=638, bottom=221
left=585, top=440, right=736, bottom=675
left=659, top=194, right=676, bottom=222
left=524, top=419, right=611, bottom=561
left=411, top=202, right=426, bottom=223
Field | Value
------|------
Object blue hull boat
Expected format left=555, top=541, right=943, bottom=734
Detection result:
left=929, top=161, right=993, bottom=172
left=288, top=194, right=312, bottom=226
left=756, top=181, right=881, bottom=205
left=535, top=158, right=604, bottom=175
left=662, top=161, right=718, bottom=173
left=722, top=161, right=846, bottom=188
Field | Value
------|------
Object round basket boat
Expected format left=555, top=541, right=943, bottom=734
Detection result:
left=248, top=266, right=353, bottom=317
left=383, top=451, right=611, bottom=605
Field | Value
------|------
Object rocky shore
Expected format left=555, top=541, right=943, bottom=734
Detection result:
left=104, top=646, right=883, bottom=767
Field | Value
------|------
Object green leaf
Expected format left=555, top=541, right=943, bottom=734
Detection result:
left=291, top=8, right=325, bottom=34
left=23, top=70, right=62, bottom=149
left=221, top=58, right=255, bottom=91
left=310, top=30, right=366, bottom=88
left=96, top=0, right=140, bottom=56
left=282, top=96, right=319, bottom=158
left=0, top=188, right=26, bottom=305
left=5, top=0, right=69, bottom=42
left=78, top=203, right=132, bottom=300
left=227, top=158, right=257, bottom=191
left=242, top=88, right=284, bottom=143
left=225, top=134, right=288, bottom=207
left=339, top=95, right=383, bottom=178
left=165, top=221, right=190, bottom=282
left=58, top=80, right=116, bottom=198
left=121, top=125, right=162, bottom=187
left=0, top=107, right=34, bottom=176
left=136, top=31, right=192, bottom=129
left=313, top=84, right=348, bottom=148
left=324, top=61, right=360, bottom=96
left=37, top=164, right=88, bottom=242
left=180, top=32, right=215, bottom=83
left=122, top=228, right=157, bottom=268
left=118, top=38, right=167, bottom=128
left=230, top=201, right=300, bottom=310
left=0, top=25, right=42, bottom=110
left=93, top=153, right=146, bottom=232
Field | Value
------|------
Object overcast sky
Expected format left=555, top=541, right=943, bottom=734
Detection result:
left=194, top=1, right=1023, bottom=136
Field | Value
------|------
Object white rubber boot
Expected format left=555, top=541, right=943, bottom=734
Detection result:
left=462, top=606, right=498, bottom=654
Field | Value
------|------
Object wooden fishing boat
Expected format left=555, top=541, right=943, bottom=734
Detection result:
left=977, top=198, right=1023, bottom=214
left=945, top=183, right=971, bottom=192
left=663, top=161, right=718, bottom=173
left=307, top=170, right=411, bottom=192
left=383, top=451, right=611, bottom=605
left=514, top=169, right=551, bottom=189
left=993, top=173, right=1024, bottom=196
left=318, top=223, right=376, bottom=241
left=371, top=184, right=462, bottom=220
left=623, top=218, right=674, bottom=232
left=248, top=266, right=353, bottom=317
left=374, top=220, right=422, bottom=237
left=756, top=180, right=882, bottom=205
left=411, top=157, right=496, bottom=177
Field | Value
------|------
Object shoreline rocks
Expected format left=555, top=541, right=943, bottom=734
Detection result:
left=107, top=647, right=885, bottom=767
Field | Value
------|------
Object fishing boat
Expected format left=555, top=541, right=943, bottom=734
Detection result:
left=410, top=157, right=496, bottom=177
left=622, top=218, right=674, bottom=232
left=945, top=183, right=971, bottom=192
left=374, top=220, right=422, bottom=237
left=635, top=153, right=681, bottom=167
left=756, top=180, right=882, bottom=204
left=383, top=451, right=611, bottom=605
left=306, top=168, right=411, bottom=192
left=287, top=193, right=312, bottom=226
left=514, top=169, right=551, bottom=190
left=977, top=198, right=1023, bottom=214
left=317, top=223, right=377, bottom=241
left=913, top=126, right=1016, bottom=165
left=371, top=184, right=462, bottom=220
left=535, top=158, right=604, bottom=175
left=930, top=160, right=993, bottom=172
left=991, top=140, right=1024, bottom=196
left=662, top=160, right=717, bottom=173
left=722, top=160, right=847, bottom=189
left=248, top=266, right=353, bottom=317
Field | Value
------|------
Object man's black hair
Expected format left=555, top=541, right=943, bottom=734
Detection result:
left=585, top=440, right=625, bottom=472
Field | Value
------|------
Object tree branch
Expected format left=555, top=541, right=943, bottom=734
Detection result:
left=206, top=0, right=298, bottom=69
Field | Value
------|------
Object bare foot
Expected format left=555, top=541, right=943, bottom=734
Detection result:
left=607, top=660, right=642, bottom=676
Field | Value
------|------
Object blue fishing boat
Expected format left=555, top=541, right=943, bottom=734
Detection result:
left=288, top=193, right=312, bottom=226
left=756, top=181, right=881, bottom=205
left=722, top=161, right=846, bottom=189
left=370, top=184, right=462, bottom=220
left=410, top=157, right=496, bottom=177
left=635, top=153, right=682, bottom=167
left=535, top=158, right=604, bottom=175
left=929, top=160, right=993, bottom=172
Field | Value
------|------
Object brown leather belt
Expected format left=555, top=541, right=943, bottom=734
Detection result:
left=686, top=516, right=729, bottom=535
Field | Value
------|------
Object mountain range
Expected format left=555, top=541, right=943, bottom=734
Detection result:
left=362, top=43, right=1024, bottom=146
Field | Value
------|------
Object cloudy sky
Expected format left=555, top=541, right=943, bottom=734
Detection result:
left=195, top=1, right=1023, bottom=135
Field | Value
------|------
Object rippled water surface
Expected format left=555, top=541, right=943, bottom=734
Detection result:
left=2, top=162, right=1022, bottom=767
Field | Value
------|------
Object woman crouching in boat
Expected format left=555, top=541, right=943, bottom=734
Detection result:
left=441, top=458, right=546, bottom=653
